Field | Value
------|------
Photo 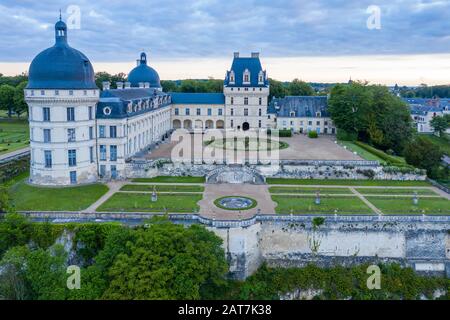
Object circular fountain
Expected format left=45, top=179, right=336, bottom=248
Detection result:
left=214, top=196, right=257, bottom=211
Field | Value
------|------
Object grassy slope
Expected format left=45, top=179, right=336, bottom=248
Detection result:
left=271, top=195, right=373, bottom=214
left=0, top=119, right=29, bottom=155
left=421, top=134, right=450, bottom=156
left=266, top=178, right=431, bottom=186
left=131, top=176, right=205, bottom=183
left=97, top=193, right=202, bottom=213
left=339, top=141, right=385, bottom=162
left=9, top=180, right=109, bottom=211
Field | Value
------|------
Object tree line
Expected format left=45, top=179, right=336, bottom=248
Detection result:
left=0, top=73, right=28, bottom=118
left=328, top=81, right=449, bottom=179
left=399, top=84, right=450, bottom=99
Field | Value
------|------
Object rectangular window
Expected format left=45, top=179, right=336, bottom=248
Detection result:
left=244, top=97, right=249, bottom=105
left=68, top=150, right=77, bottom=167
left=231, top=108, right=234, bottom=116
left=88, top=106, right=93, bottom=120
left=185, top=108, right=190, bottom=116
left=259, top=108, right=262, bottom=116
left=308, top=121, right=312, bottom=126
left=259, top=97, right=262, bottom=105
left=70, top=171, right=77, bottom=184
left=175, top=108, right=179, bottom=116
left=259, top=120, right=262, bottom=128
left=90, top=146, right=94, bottom=163
left=67, top=107, right=75, bottom=121
left=89, top=126, right=94, bottom=140
left=44, top=150, right=52, bottom=168
left=230, top=97, right=234, bottom=105
left=99, top=125, right=106, bottom=138
left=110, top=126, right=117, bottom=138
left=43, top=129, right=51, bottom=143
left=244, top=109, right=249, bottom=116
left=43, top=107, right=50, bottom=121
left=218, top=108, right=223, bottom=116
left=67, top=128, right=76, bottom=142
left=100, top=145, right=107, bottom=161
left=207, top=108, right=212, bottom=116
left=316, top=121, right=320, bottom=126
left=196, top=108, right=201, bottom=116
left=230, top=119, right=234, bottom=128
left=110, top=145, right=117, bottom=161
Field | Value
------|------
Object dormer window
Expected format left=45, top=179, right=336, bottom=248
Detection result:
left=258, top=71, right=264, bottom=84
left=229, top=71, right=235, bottom=84
left=290, top=111, right=296, bottom=117
left=243, top=69, right=250, bottom=84
left=316, top=112, right=321, bottom=117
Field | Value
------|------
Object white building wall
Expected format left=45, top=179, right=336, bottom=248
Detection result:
left=276, top=116, right=336, bottom=134
left=25, top=89, right=99, bottom=185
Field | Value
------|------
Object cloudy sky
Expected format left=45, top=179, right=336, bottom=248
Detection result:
left=1, top=0, right=450, bottom=85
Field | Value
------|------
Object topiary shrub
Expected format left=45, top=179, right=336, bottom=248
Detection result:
left=308, top=131, right=318, bottom=139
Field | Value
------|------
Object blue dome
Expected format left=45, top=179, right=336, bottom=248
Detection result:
left=27, top=19, right=97, bottom=90
left=127, top=52, right=161, bottom=88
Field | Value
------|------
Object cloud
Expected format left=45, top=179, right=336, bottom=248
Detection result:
left=0, top=0, right=449, bottom=64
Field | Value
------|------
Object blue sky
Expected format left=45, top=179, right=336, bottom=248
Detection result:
left=1, top=0, right=450, bottom=84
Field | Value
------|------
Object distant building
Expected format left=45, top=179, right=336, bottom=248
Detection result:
left=404, top=98, right=450, bottom=133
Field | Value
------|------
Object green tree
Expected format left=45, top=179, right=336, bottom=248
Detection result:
left=287, top=79, right=315, bottom=96
left=430, top=116, right=449, bottom=137
left=103, top=220, right=227, bottom=300
left=13, top=81, right=28, bottom=118
left=161, top=80, right=178, bottom=92
left=269, top=78, right=287, bottom=101
left=0, top=84, right=16, bottom=117
left=328, top=82, right=372, bottom=137
left=404, top=136, right=444, bottom=178
left=0, top=246, right=30, bottom=300
left=0, top=213, right=32, bottom=258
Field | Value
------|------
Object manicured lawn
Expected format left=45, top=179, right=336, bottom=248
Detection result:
left=9, top=181, right=109, bottom=211
left=97, top=193, right=202, bottom=213
left=121, top=184, right=204, bottom=192
left=356, top=188, right=438, bottom=196
left=271, top=195, right=373, bottom=215
left=269, top=186, right=352, bottom=194
left=365, top=197, right=450, bottom=215
left=266, top=178, right=431, bottom=187
left=0, top=119, right=29, bottom=155
left=339, top=141, right=384, bottom=162
left=131, top=176, right=205, bottom=183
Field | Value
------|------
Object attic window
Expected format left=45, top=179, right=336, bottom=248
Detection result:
left=243, top=69, right=250, bottom=84
left=290, top=111, right=295, bottom=117
left=230, top=71, right=235, bottom=84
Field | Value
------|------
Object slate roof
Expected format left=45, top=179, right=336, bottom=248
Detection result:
left=224, top=54, right=269, bottom=87
left=403, top=98, right=448, bottom=115
left=269, top=96, right=329, bottom=118
left=170, top=92, right=225, bottom=104
left=97, top=88, right=171, bottom=119
left=127, top=52, right=161, bottom=88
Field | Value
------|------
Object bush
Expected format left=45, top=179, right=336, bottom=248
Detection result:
left=278, top=129, right=292, bottom=138
left=308, top=131, right=318, bottom=139
left=354, top=141, right=405, bottom=165
left=336, top=129, right=357, bottom=141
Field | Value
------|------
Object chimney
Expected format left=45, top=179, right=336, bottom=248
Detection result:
left=234, top=52, right=239, bottom=58
left=251, top=52, right=259, bottom=58
left=144, top=82, right=150, bottom=88
left=116, top=82, right=124, bottom=90
left=139, top=82, right=144, bottom=88
left=125, top=82, right=131, bottom=89
left=102, top=81, right=110, bottom=91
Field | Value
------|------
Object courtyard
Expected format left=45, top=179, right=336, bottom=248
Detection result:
left=142, top=131, right=362, bottom=162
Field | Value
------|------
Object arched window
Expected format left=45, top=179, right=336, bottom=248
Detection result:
left=243, top=69, right=250, bottom=84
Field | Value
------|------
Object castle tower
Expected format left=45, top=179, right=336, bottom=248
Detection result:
left=25, top=18, right=99, bottom=185
left=223, top=52, right=269, bottom=130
